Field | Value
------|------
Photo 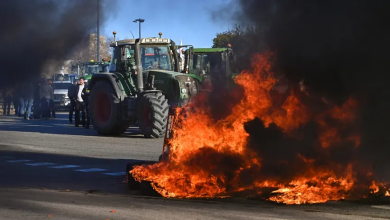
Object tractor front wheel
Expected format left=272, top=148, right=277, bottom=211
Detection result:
left=137, top=92, right=169, bottom=138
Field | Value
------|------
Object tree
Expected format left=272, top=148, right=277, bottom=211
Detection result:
left=213, top=26, right=259, bottom=71
left=212, top=26, right=245, bottom=48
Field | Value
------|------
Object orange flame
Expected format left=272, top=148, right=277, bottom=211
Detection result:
left=131, top=53, right=380, bottom=204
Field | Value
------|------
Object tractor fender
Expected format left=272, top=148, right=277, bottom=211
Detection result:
left=89, top=73, right=126, bottom=100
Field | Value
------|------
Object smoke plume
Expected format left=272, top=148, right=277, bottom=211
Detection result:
left=0, top=0, right=117, bottom=88
left=214, top=0, right=390, bottom=180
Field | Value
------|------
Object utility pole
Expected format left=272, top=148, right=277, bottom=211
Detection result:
left=133, top=18, right=145, bottom=39
left=97, top=0, right=100, bottom=62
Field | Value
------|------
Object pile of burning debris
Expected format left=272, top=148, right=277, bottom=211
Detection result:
left=127, top=52, right=390, bottom=205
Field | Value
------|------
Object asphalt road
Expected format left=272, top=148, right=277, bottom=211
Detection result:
left=1, top=112, right=390, bottom=219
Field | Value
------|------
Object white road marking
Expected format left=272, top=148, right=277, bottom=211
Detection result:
left=372, top=205, right=390, bottom=210
left=25, top=162, right=55, bottom=166
left=75, top=168, right=106, bottom=172
left=49, top=165, right=80, bottom=169
left=102, top=172, right=126, bottom=176
left=6, top=160, right=32, bottom=163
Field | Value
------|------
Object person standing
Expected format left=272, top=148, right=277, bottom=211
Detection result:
left=39, top=78, right=53, bottom=119
left=47, top=79, right=55, bottom=118
left=23, top=82, right=34, bottom=120
left=74, top=77, right=86, bottom=127
left=12, top=84, right=20, bottom=116
left=68, top=79, right=78, bottom=123
left=33, top=80, right=41, bottom=119
left=81, top=83, right=90, bottom=129
left=2, top=87, right=12, bottom=116
left=19, top=83, right=26, bottom=117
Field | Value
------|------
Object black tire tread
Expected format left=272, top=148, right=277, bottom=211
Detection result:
left=138, top=92, right=169, bottom=138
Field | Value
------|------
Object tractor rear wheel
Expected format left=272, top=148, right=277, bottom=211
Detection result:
left=90, top=80, right=130, bottom=135
left=137, top=92, right=169, bottom=138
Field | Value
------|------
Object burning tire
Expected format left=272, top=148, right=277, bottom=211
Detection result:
left=90, top=80, right=130, bottom=135
left=137, top=92, right=169, bottom=138
left=126, top=163, right=141, bottom=190
left=140, top=180, right=162, bottom=197
left=126, top=161, right=157, bottom=190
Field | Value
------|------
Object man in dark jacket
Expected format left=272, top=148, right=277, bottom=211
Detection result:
left=68, top=79, right=78, bottom=123
left=22, top=82, right=35, bottom=120
left=39, top=79, right=53, bottom=119
left=74, top=77, right=86, bottom=127
left=81, top=83, right=90, bottom=129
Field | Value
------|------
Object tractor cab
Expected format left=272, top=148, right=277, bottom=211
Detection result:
left=81, top=60, right=110, bottom=82
left=108, top=36, right=197, bottom=104
left=184, top=47, right=236, bottom=90
left=109, top=37, right=178, bottom=73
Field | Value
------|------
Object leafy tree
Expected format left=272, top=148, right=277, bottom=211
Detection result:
left=213, top=26, right=260, bottom=71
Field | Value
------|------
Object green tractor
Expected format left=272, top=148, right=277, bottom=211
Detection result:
left=81, top=60, right=110, bottom=82
left=182, top=47, right=237, bottom=90
left=88, top=33, right=199, bottom=138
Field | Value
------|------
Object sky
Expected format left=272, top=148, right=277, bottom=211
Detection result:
left=101, top=0, right=231, bottom=48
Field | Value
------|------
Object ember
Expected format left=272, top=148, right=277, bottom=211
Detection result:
left=131, top=53, right=390, bottom=204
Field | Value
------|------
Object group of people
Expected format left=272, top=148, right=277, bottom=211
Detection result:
left=2, top=78, right=55, bottom=119
left=2, top=76, right=91, bottom=128
left=68, top=77, right=90, bottom=129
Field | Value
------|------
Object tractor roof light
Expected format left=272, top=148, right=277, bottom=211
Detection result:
left=113, top=31, right=117, bottom=42
left=141, top=38, right=170, bottom=44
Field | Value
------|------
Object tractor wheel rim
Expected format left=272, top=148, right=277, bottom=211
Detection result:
left=94, top=92, right=111, bottom=124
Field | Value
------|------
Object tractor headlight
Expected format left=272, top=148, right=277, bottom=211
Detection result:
left=181, top=88, right=187, bottom=93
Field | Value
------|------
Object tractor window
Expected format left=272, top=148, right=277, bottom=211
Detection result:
left=109, top=47, right=119, bottom=72
left=205, top=53, right=222, bottom=71
left=84, top=65, right=99, bottom=75
left=125, top=47, right=136, bottom=72
left=192, top=54, right=202, bottom=75
left=202, top=54, right=210, bottom=75
left=140, top=45, right=172, bottom=71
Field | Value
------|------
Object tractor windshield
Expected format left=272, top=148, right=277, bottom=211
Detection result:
left=83, top=64, right=108, bottom=75
left=140, top=45, right=172, bottom=71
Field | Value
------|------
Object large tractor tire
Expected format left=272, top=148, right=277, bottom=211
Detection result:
left=137, top=92, right=169, bottom=138
left=90, top=80, right=130, bottom=135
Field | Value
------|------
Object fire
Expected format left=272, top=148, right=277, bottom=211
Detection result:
left=370, top=181, right=380, bottom=194
left=131, top=53, right=384, bottom=204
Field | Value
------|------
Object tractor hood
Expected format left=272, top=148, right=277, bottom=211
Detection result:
left=146, top=69, right=199, bottom=106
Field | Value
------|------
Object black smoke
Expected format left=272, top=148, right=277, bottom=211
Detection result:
left=213, top=0, right=390, bottom=182
left=0, top=0, right=117, bottom=88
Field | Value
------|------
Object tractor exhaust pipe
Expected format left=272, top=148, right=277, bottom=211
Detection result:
left=135, top=40, right=144, bottom=92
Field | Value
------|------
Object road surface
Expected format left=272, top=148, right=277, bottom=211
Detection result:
left=1, top=113, right=390, bottom=219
